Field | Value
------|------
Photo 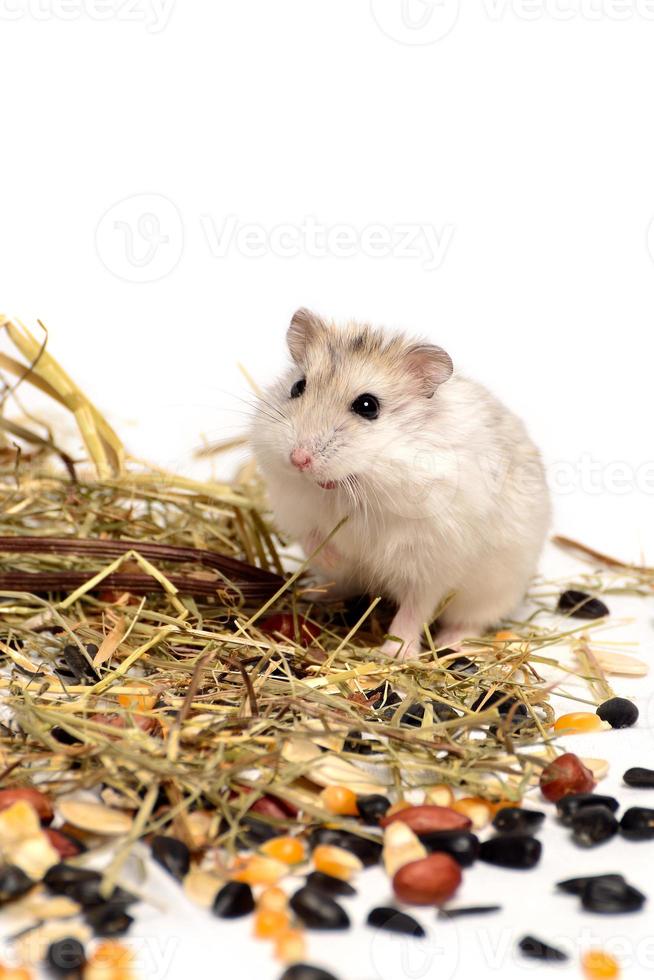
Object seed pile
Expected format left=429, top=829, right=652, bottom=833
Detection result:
left=0, top=319, right=652, bottom=978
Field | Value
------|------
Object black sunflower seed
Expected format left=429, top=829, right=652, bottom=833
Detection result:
left=470, top=691, right=528, bottom=718
left=279, top=965, right=339, bottom=980
left=366, top=906, right=425, bottom=937
left=492, top=807, right=545, bottom=834
left=620, top=807, right=654, bottom=841
left=570, top=805, right=619, bottom=847
left=418, top=830, right=479, bottom=867
left=437, top=905, right=501, bottom=919
left=342, top=732, right=383, bottom=755
left=151, top=836, right=190, bottom=881
left=556, top=793, right=619, bottom=826
left=0, top=865, right=33, bottom=904
left=581, top=876, right=646, bottom=913
left=212, top=881, right=254, bottom=918
left=307, top=828, right=381, bottom=866
left=596, top=697, right=638, bottom=729
left=43, top=864, right=136, bottom=909
left=557, top=589, right=609, bottom=619
left=305, top=872, right=356, bottom=898
left=479, top=835, right=541, bottom=869
left=51, top=726, right=82, bottom=746
left=557, top=873, right=625, bottom=896
left=46, top=937, right=86, bottom=975
left=431, top=701, right=461, bottom=722
left=61, top=644, right=99, bottom=682
left=237, top=815, right=285, bottom=848
left=623, top=767, right=654, bottom=788
left=356, top=794, right=391, bottom=824
left=84, top=903, right=134, bottom=936
left=518, top=935, right=568, bottom=962
left=367, top=683, right=401, bottom=709
left=290, top=886, right=350, bottom=930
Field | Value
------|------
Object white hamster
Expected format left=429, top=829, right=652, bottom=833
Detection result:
left=251, top=308, right=551, bottom=658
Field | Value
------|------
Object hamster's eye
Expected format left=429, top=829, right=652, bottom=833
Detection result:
left=290, top=378, right=306, bottom=399
left=351, top=393, right=380, bottom=420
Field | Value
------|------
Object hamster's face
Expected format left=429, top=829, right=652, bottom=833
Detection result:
left=251, top=309, right=453, bottom=496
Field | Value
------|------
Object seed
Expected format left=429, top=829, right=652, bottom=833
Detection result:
left=417, top=830, right=479, bottom=867
left=392, top=853, right=462, bottom=906
left=253, top=908, right=290, bottom=939
left=0, top=866, right=34, bottom=904
left=257, top=886, right=288, bottom=912
left=554, top=712, right=603, bottom=734
left=384, top=799, right=411, bottom=818
left=450, top=798, right=491, bottom=830
left=581, top=876, right=645, bottom=913
left=312, top=844, right=363, bottom=880
left=46, top=937, right=86, bottom=975
left=151, top=836, right=190, bottom=881
left=383, top=822, right=427, bottom=877
left=274, top=929, right=307, bottom=964
left=571, top=806, right=619, bottom=847
left=0, top=788, right=53, bottom=824
left=623, top=767, right=654, bottom=788
left=582, top=757, right=610, bottom=781
left=342, top=732, right=383, bottom=755
left=290, top=886, right=350, bottom=930
left=44, top=829, right=82, bottom=860
left=43, top=864, right=135, bottom=909
left=556, top=873, right=625, bottom=896
left=380, top=805, right=471, bottom=834
left=582, top=950, right=621, bottom=979
left=279, top=965, right=339, bottom=980
left=61, top=643, right=99, bottom=683
left=557, top=589, right=609, bottom=619
left=84, top=904, right=134, bottom=937
left=539, top=753, right=596, bottom=802
left=366, top=906, right=425, bottom=937
left=116, top=687, right=157, bottom=711
left=57, top=801, right=133, bottom=836
left=557, top=793, right=619, bottom=826
left=261, top=836, right=306, bottom=865
left=234, top=855, right=288, bottom=885
left=596, top=698, right=638, bottom=729
left=305, top=872, right=356, bottom=898
left=183, top=870, right=223, bottom=908
left=356, top=794, right=390, bottom=824
left=319, top=786, right=359, bottom=817
left=259, top=614, right=320, bottom=647
left=470, top=690, right=527, bottom=717
left=212, top=881, right=255, bottom=919
left=424, top=785, right=455, bottom=807
left=437, top=905, right=501, bottom=919
left=487, top=798, right=522, bottom=816
left=492, top=807, right=545, bottom=834
left=478, top=835, right=541, bottom=869
left=518, top=935, right=568, bottom=962
left=592, top=652, right=648, bottom=676
left=307, top=828, right=381, bottom=867
left=619, top=806, right=654, bottom=841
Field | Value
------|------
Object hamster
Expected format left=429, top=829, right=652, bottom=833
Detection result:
left=250, top=308, right=551, bottom=658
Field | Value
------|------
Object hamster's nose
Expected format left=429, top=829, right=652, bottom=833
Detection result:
left=290, top=448, right=313, bottom=471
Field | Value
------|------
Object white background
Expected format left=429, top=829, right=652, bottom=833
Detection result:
left=2, top=2, right=654, bottom=979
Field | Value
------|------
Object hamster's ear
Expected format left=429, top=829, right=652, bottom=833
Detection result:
left=404, top=343, right=453, bottom=397
left=286, top=308, right=324, bottom=365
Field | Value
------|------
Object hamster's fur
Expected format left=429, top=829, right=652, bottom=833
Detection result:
left=251, top=309, right=551, bottom=658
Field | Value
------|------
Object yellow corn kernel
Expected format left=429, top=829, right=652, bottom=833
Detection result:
left=116, top=687, right=157, bottom=711
left=382, top=822, right=426, bottom=877
left=261, top=836, right=306, bottom=865
left=451, top=797, right=492, bottom=830
left=253, top=908, right=291, bottom=939
left=487, top=798, right=522, bottom=816
left=554, top=712, right=603, bottom=734
left=319, top=785, right=359, bottom=816
left=312, top=844, right=363, bottom=880
left=274, top=928, right=307, bottom=964
left=424, top=784, right=454, bottom=807
left=233, top=855, right=287, bottom=886
left=384, top=799, right=411, bottom=818
left=258, top=886, right=288, bottom=912
left=495, top=630, right=519, bottom=642
left=83, top=942, right=135, bottom=980
left=582, top=950, right=620, bottom=979
left=0, top=968, right=33, bottom=980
